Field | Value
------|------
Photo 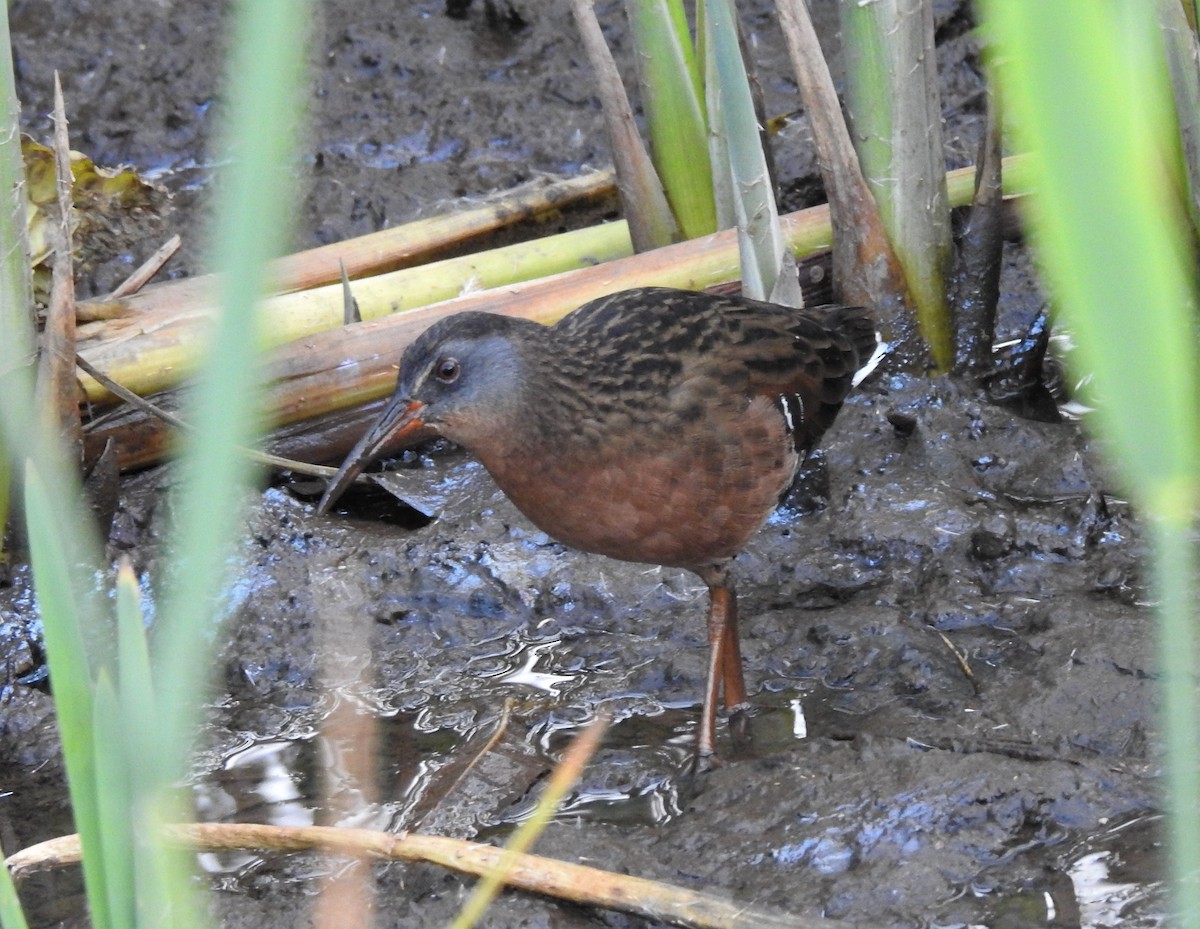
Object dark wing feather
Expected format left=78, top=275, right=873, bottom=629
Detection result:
left=681, top=293, right=875, bottom=452
left=549, top=287, right=875, bottom=450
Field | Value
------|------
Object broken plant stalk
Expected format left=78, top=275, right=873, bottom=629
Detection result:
left=81, top=158, right=1032, bottom=473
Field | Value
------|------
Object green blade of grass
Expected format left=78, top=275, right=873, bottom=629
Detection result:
left=0, top=2, right=33, bottom=557
left=0, top=838, right=30, bottom=929
left=983, top=5, right=1198, bottom=497
left=702, top=0, right=799, bottom=305
left=5, top=3, right=307, bottom=928
left=0, top=2, right=32, bottom=349
left=115, top=559, right=154, bottom=760
left=839, top=0, right=953, bottom=368
left=1150, top=512, right=1200, bottom=928
left=155, top=0, right=309, bottom=776
left=982, top=3, right=1200, bottom=924
left=837, top=1, right=892, bottom=226
left=21, top=463, right=110, bottom=929
left=114, top=558, right=183, bottom=928
left=91, top=673, right=135, bottom=929
left=625, top=0, right=716, bottom=239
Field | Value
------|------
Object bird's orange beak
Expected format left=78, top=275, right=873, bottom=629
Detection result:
left=316, top=397, right=427, bottom=514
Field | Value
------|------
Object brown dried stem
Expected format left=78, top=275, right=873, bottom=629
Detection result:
left=7, top=821, right=849, bottom=929
left=33, top=74, right=83, bottom=463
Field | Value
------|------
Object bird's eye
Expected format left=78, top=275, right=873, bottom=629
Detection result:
left=434, top=357, right=461, bottom=383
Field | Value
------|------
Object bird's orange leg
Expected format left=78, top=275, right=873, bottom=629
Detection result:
left=699, top=574, right=750, bottom=761
left=698, top=585, right=728, bottom=761
left=715, top=582, right=747, bottom=710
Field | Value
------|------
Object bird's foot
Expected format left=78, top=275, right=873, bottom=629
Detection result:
left=726, top=702, right=755, bottom=755
left=693, top=749, right=725, bottom=774
left=677, top=749, right=722, bottom=803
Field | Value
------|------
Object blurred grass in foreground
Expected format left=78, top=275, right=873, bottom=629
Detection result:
left=0, top=1, right=309, bottom=926
left=983, top=2, right=1200, bottom=924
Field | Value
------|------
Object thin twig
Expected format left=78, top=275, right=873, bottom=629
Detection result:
left=75, top=354, right=335, bottom=479
left=931, top=628, right=978, bottom=695
left=110, top=234, right=182, bottom=299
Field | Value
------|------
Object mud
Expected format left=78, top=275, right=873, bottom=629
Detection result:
left=0, top=1, right=1167, bottom=927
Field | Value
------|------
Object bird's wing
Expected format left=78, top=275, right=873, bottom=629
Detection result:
left=688, top=299, right=875, bottom=450
left=553, top=288, right=874, bottom=449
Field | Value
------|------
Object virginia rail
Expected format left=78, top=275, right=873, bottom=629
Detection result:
left=318, top=286, right=876, bottom=761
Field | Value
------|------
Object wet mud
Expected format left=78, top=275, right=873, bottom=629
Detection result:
left=0, top=1, right=1166, bottom=927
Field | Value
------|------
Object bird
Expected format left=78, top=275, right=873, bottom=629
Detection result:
left=318, top=286, right=877, bottom=763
